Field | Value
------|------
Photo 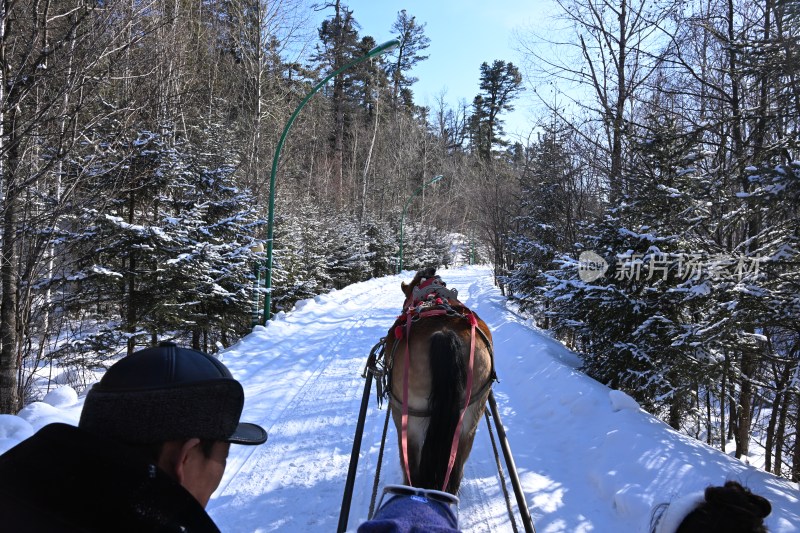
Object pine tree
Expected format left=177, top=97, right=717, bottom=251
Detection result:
left=327, top=215, right=371, bottom=289
left=269, top=199, right=331, bottom=313
left=157, top=125, right=263, bottom=351
left=363, top=216, right=398, bottom=278
left=544, top=116, right=714, bottom=426
left=468, top=61, right=522, bottom=160
left=387, top=10, right=430, bottom=109
left=508, top=123, right=581, bottom=316
left=314, top=1, right=362, bottom=205
left=401, top=223, right=449, bottom=272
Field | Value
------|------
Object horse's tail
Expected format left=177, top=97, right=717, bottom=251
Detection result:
left=417, top=329, right=465, bottom=491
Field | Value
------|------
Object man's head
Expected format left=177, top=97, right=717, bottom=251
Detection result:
left=79, top=341, right=267, bottom=506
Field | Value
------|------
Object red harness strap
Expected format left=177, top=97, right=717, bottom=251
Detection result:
left=400, top=315, right=413, bottom=487
left=399, top=308, right=477, bottom=492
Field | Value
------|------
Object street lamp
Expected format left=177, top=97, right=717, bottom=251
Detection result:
left=249, top=242, right=265, bottom=326
left=262, top=39, right=400, bottom=323
left=398, top=174, right=444, bottom=273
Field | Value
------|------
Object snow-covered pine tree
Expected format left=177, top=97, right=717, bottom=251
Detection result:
left=508, top=122, right=582, bottom=320
left=268, top=199, right=328, bottom=314
left=156, top=122, right=263, bottom=351
left=399, top=222, right=446, bottom=272
left=66, top=129, right=179, bottom=357
left=57, top=123, right=263, bottom=357
left=733, top=160, right=800, bottom=476
left=544, top=115, right=714, bottom=428
left=326, top=214, right=371, bottom=289
left=362, top=216, right=398, bottom=278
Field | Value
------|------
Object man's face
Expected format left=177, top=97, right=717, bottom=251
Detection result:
left=180, top=440, right=231, bottom=508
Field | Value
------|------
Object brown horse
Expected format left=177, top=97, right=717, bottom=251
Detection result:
left=385, top=267, right=495, bottom=495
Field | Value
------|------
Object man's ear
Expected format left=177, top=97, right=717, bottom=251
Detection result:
left=174, top=438, right=202, bottom=484
left=158, top=438, right=202, bottom=483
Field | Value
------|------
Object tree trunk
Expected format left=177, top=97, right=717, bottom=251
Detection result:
left=0, top=104, right=20, bottom=413
left=360, top=88, right=379, bottom=223
left=0, top=201, right=19, bottom=413
left=706, top=388, right=713, bottom=445
left=331, top=0, right=345, bottom=208
left=192, top=328, right=201, bottom=351
left=765, top=362, right=791, bottom=472
left=773, top=381, right=790, bottom=476
left=792, top=391, right=800, bottom=481
left=125, top=193, right=137, bottom=357
left=735, top=350, right=757, bottom=459
left=609, top=0, right=627, bottom=203
left=720, top=349, right=728, bottom=451
left=765, top=388, right=780, bottom=471
left=668, top=395, right=682, bottom=431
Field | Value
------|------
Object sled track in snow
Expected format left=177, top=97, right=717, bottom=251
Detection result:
left=459, top=429, right=525, bottom=533
left=212, top=281, right=400, bottom=530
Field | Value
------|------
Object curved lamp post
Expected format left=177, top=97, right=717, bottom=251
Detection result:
left=398, top=174, right=444, bottom=273
left=262, top=39, right=400, bottom=323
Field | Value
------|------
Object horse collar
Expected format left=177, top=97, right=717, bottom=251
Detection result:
left=406, top=276, right=459, bottom=310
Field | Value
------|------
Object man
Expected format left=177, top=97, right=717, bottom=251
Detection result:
left=0, top=341, right=267, bottom=532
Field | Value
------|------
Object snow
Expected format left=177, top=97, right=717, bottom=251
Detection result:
left=42, top=386, right=79, bottom=408
left=1, top=266, right=798, bottom=532
left=608, top=390, right=641, bottom=412
left=90, top=265, right=122, bottom=278
left=0, top=415, right=34, bottom=452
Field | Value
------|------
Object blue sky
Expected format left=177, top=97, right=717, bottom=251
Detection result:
left=309, top=1, right=559, bottom=143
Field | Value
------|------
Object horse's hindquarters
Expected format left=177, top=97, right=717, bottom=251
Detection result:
left=390, top=316, right=494, bottom=494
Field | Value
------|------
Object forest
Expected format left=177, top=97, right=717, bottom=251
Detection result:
left=0, top=0, right=797, bottom=482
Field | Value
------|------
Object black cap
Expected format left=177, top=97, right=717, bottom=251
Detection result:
left=79, top=342, right=267, bottom=446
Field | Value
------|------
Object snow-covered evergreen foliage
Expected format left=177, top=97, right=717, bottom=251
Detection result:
left=51, top=125, right=263, bottom=358
left=269, top=204, right=403, bottom=310
left=400, top=222, right=450, bottom=272
left=363, top=216, right=398, bottom=277
left=508, top=124, right=582, bottom=317
left=269, top=198, right=332, bottom=312
left=542, top=119, right=715, bottom=425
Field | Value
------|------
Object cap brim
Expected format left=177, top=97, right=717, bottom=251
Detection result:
left=227, top=422, right=267, bottom=445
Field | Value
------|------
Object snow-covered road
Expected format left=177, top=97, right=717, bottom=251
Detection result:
left=3, top=266, right=797, bottom=532
left=208, top=266, right=799, bottom=532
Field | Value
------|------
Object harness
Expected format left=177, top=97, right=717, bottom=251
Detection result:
left=368, top=275, right=497, bottom=492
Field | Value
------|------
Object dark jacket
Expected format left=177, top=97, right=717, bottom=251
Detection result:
left=0, top=423, right=220, bottom=533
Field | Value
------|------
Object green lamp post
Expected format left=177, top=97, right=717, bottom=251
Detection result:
left=398, top=174, right=444, bottom=273
left=262, top=39, right=400, bottom=323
